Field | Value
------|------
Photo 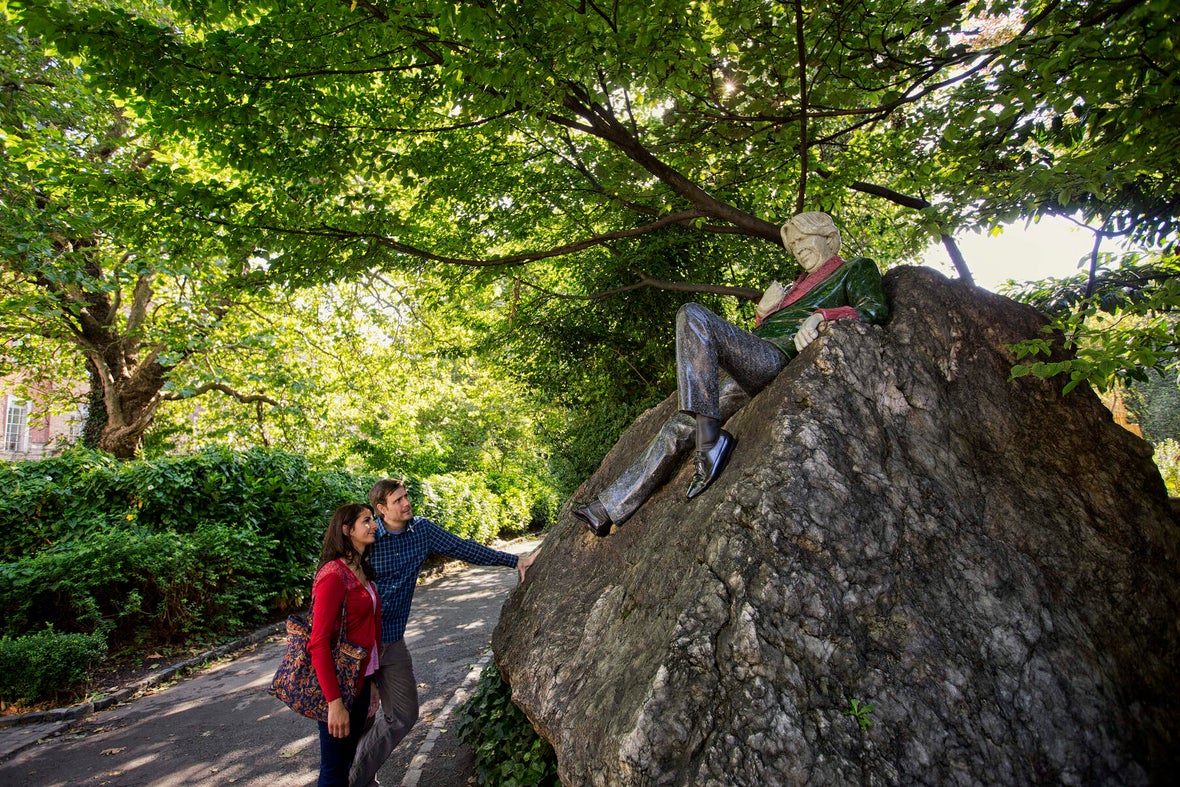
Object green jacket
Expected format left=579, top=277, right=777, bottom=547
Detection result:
left=751, top=256, right=889, bottom=357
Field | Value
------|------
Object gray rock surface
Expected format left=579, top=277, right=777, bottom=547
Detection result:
left=493, top=266, right=1180, bottom=786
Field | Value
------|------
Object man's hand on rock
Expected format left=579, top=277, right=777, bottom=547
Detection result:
left=794, top=312, right=826, bottom=353
left=518, top=551, right=538, bottom=583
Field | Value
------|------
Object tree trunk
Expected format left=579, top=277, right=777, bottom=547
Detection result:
left=79, top=360, right=108, bottom=451
left=75, top=313, right=169, bottom=459
left=92, top=360, right=168, bottom=460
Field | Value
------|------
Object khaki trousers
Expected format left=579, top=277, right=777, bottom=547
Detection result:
left=348, top=639, right=418, bottom=787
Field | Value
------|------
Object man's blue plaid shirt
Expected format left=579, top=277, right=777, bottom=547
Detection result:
left=371, top=515, right=518, bottom=643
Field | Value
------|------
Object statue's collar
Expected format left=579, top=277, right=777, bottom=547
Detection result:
left=782, top=255, right=845, bottom=306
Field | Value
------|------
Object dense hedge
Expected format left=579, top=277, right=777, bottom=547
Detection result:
left=0, top=629, right=107, bottom=705
left=0, top=445, right=370, bottom=622
left=0, top=446, right=545, bottom=704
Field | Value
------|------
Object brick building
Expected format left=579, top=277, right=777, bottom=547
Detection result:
left=1, top=379, right=84, bottom=461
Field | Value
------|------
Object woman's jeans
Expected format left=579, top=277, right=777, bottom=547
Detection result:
left=317, top=677, right=373, bottom=787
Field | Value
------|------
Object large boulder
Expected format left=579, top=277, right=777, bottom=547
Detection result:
left=493, top=266, right=1180, bottom=786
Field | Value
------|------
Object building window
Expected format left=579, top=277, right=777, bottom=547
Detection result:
left=5, top=398, right=29, bottom=453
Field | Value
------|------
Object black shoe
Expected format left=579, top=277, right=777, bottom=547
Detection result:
left=573, top=500, right=612, bottom=537
left=686, top=430, right=737, bottom=499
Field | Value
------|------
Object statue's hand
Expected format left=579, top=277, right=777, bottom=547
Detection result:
left=794, top=312, right=825, bottom=352
left=755, top=281, right=786, bottom=320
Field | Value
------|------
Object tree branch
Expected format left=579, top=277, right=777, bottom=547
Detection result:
left=187, top=208, right=718, bottom=267
left=557, top=87, right=783, bottom=243
left=794, top=0, right=809, bottom=214
left=123, top=271, right=154, bottom=341
left=1084, top=230, right=1103, bottom=298
left=514, top=271, right=761, bottom=303
left=632, top=273, right=762, bottom=302
left=940, top=234, right=974, bottom=285
left=160, top=381, right=280, bottom=406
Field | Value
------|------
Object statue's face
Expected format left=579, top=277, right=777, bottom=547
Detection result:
left=785, top=231, right=837, bottom=272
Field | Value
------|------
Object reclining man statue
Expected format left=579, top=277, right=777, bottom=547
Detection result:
left=573, top=211, right=889, bottom=537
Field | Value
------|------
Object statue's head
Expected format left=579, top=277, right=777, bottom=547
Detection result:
left=781, top=212, right=841, bottom=272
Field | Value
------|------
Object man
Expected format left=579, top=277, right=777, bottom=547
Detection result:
left=573, top=211, right=889, bottom=536
left=349, top=478, right=536, bottom=786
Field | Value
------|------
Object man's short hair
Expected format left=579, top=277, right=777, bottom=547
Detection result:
left=369, top=478, right=406, bottom=511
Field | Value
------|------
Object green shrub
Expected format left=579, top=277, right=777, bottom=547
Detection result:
left=416, top=473, right=532, bottom=542
left=1155, top=438, right=1180, bottom=496
left=457, top=662, right=558, bottom=787
left=0, top=447, right=376, bottom=614
left=0, top=628, right=107, bottom=704
left=0, top=448, right=121, bottom=558
left=0, top=524, right=275, bottom=648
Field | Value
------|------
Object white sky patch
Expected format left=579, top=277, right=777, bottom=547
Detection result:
left=921, top=215, right=1096, bottom=292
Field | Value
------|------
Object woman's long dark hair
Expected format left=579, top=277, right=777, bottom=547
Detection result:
left=318, top=503, right=377, bottom=581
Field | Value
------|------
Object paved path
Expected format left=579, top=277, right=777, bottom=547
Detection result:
left=0, top=539, right=539, bottom=787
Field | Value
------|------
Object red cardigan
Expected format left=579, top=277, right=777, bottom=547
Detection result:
left=308, top=559, right=381, bottom=704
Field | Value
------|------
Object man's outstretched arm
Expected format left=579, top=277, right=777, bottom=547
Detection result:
left=423, top=518, right=535, bottom=580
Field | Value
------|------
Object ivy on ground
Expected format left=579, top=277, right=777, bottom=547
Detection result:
left=457, top=662, right=559, bottom=787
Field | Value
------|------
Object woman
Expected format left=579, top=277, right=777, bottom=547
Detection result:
left=309, top=503, right=382, bottom=786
